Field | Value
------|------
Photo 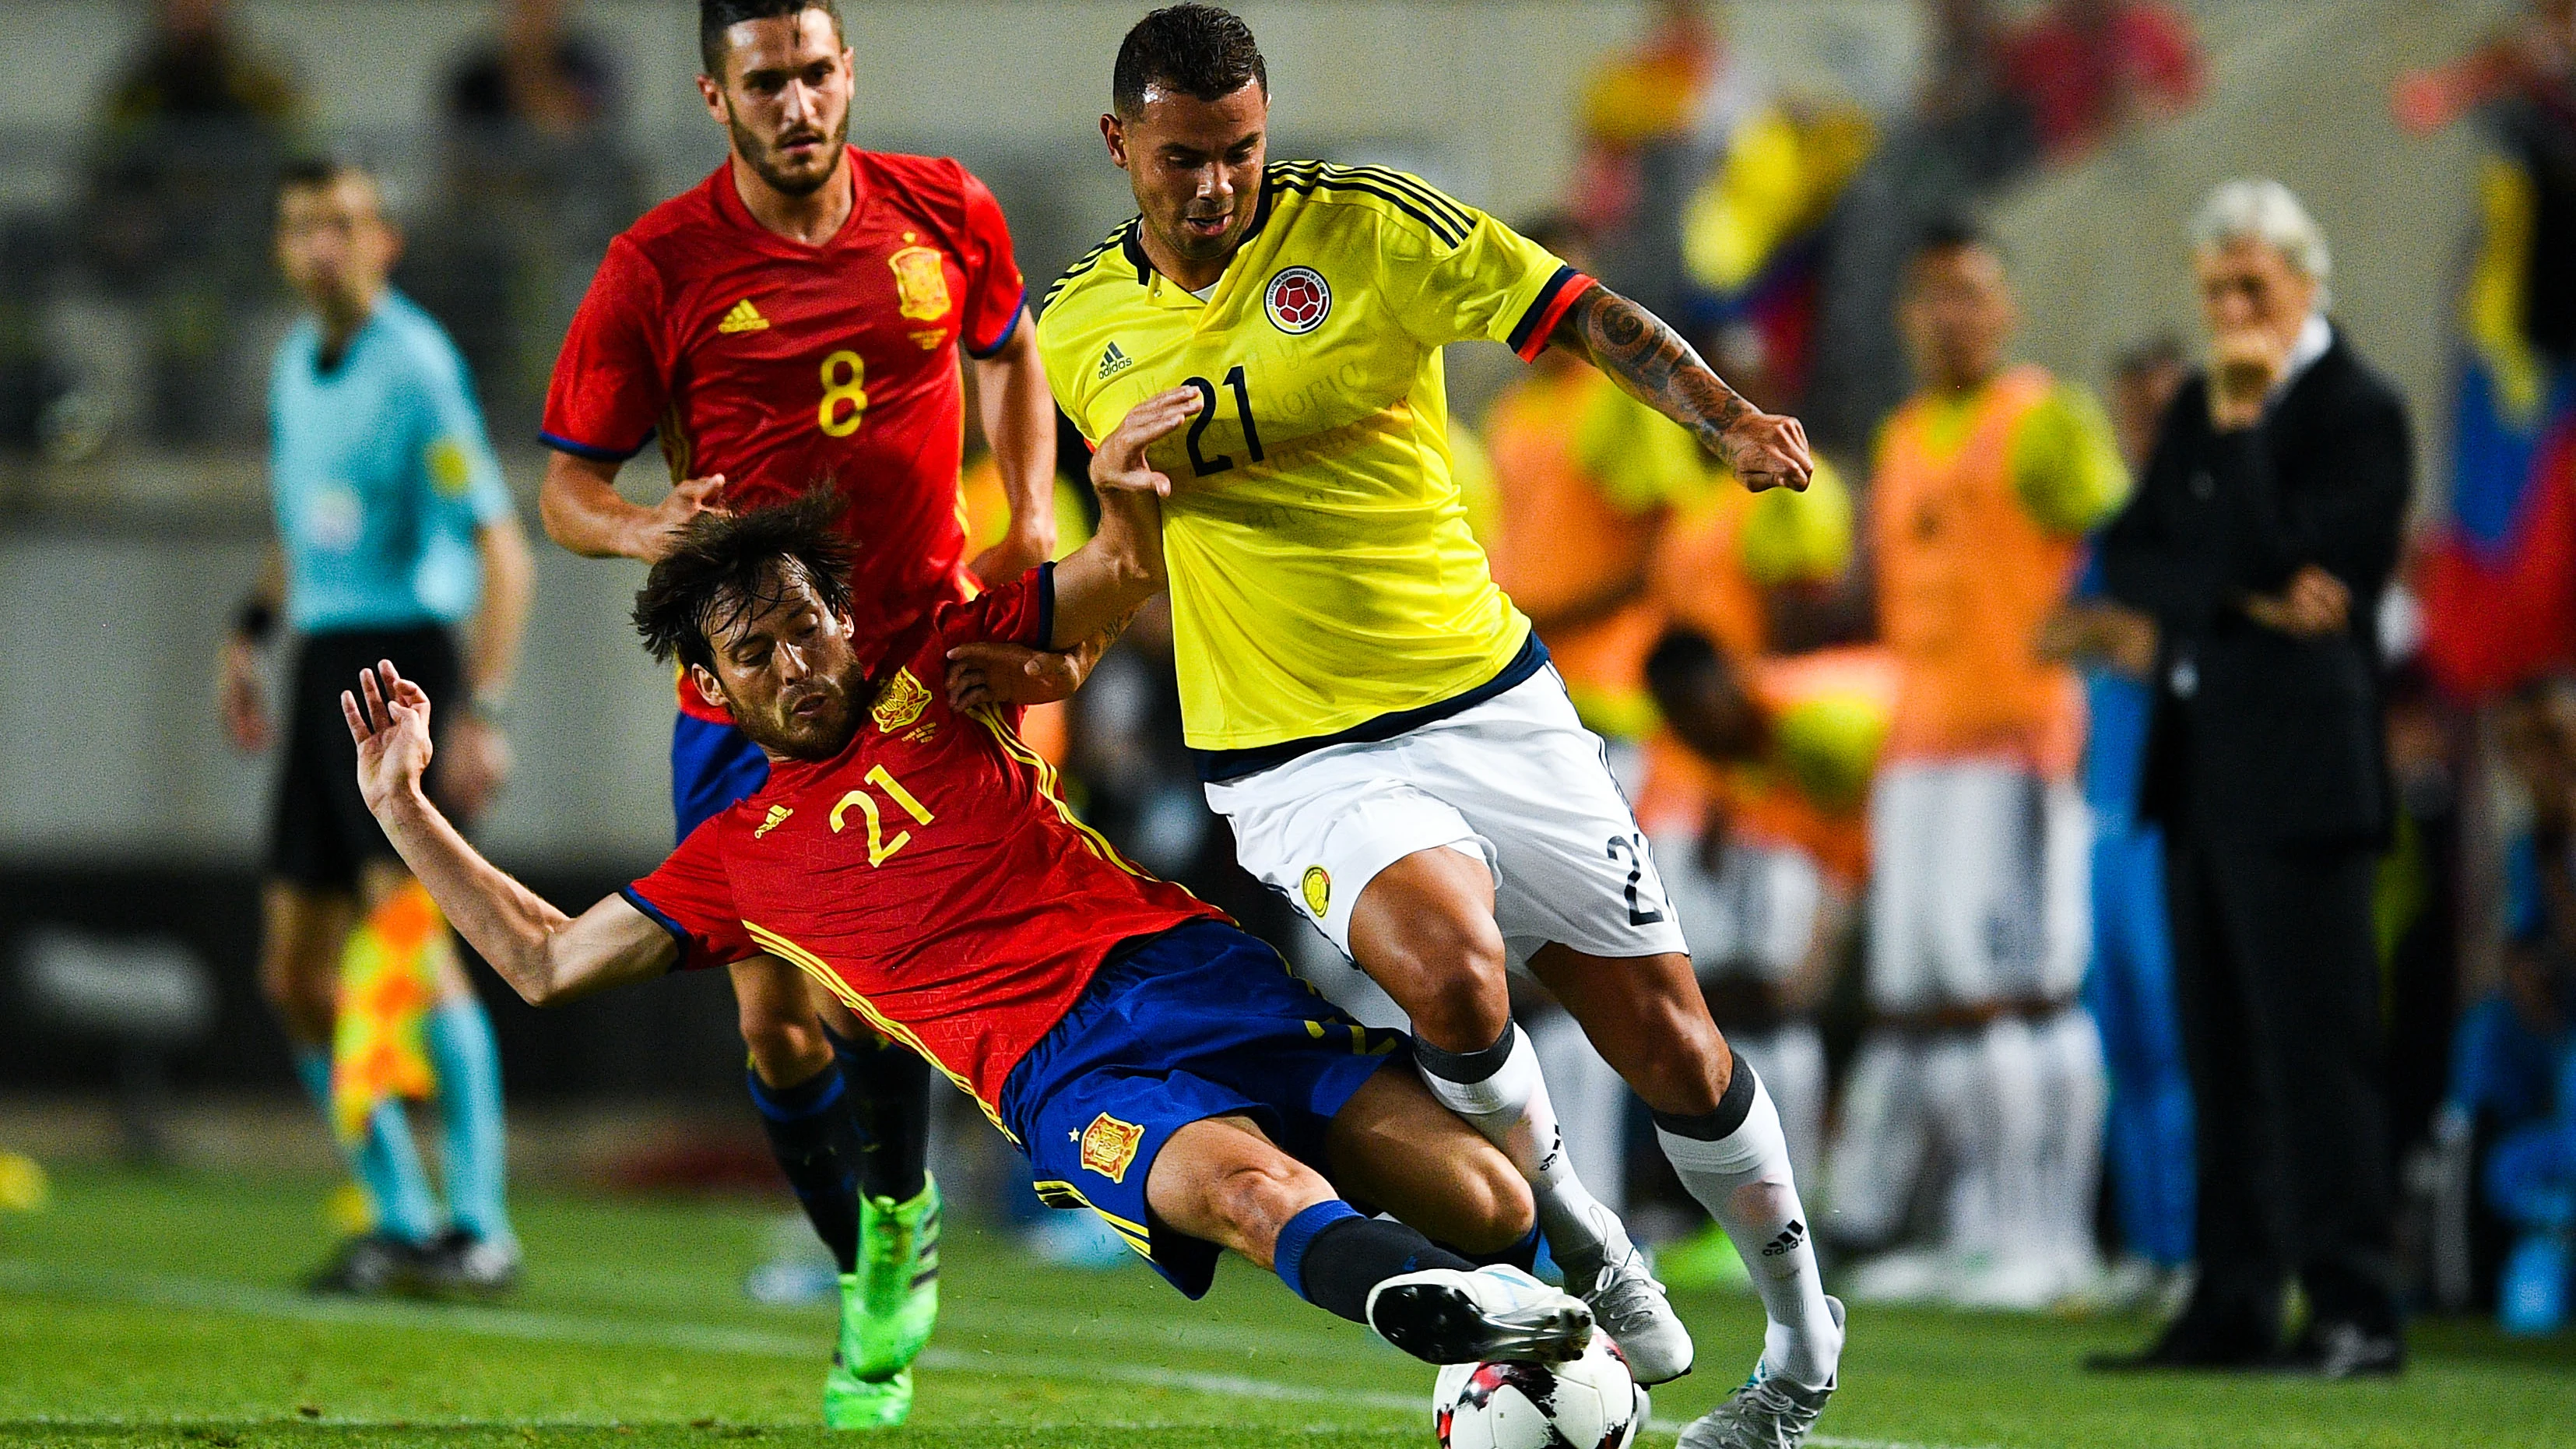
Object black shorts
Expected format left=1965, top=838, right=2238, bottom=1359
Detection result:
left=268, top=624, right=462, bottom=892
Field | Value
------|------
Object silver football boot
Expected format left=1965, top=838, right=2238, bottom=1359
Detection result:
left=1676, top=1296, right=1845, bottom=1449
left=1573, top=1243, right=1695, bottom=1384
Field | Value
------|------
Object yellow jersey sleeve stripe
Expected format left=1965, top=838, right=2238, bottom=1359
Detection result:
left=1267, top=160, right=1476, bottom=237
left=1313, top=163, right=1477, bottom=239
left=1042, top=220, right=1137, bottom=315
left=1265, top=164, right=1467, bottom=248
left=741, top=920, right=1020, bottom=1144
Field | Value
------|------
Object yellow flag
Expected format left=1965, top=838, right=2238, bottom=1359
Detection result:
left=329, top=881, right=447, bottom=1142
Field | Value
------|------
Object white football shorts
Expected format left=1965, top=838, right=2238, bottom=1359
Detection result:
left=1867, top=759, right=2092, bottom=1010
left=1653, top=829, right=1826, bottom=988
left=1205, top=667, right=1690, bottom=967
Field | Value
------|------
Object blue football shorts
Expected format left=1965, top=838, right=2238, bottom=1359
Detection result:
left=997, top=917, right=1408, bottom=1298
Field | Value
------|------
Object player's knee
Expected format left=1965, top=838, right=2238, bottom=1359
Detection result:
left=739, top=1007, right=831, bottom=1085
left=1625, top=1000, right=1729, bottom=1117
left=1207, top=1155, right=1326, bottom=1244
left=1386, top=913, right=1510, bottom=1050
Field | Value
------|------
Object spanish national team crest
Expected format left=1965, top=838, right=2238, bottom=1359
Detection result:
left=1265, top=266, right=1330, bottom=334
left=871, top=667, right=932, bottom=733
left=1301, top=865, right=1331, bottom=918
left=888, top=245, right=952, bottom=322
left=1079, top=1112, right=1146, bottom=1183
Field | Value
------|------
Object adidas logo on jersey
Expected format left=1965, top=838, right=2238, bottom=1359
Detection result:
left=1098, top=342, right=1133, bottom=379
left=718, top=298, right=770, bottom=333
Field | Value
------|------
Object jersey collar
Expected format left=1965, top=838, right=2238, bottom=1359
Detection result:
left=1123, top=168, right=1281, bottom=311
left=712, top=145, right=872, bottom=253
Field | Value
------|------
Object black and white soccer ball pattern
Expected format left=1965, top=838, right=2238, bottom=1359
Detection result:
left=1432, top=1335, right=1646, bottom=1449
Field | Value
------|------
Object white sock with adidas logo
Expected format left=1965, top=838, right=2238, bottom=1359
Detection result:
left=1657, top=1068, right=1841, bottom=1388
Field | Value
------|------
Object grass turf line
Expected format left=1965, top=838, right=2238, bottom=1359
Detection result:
left=2, top=1168, right=2571, bottom=1447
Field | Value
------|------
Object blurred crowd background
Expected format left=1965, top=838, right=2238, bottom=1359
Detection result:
left=4, top=0, right=2574, bottom=1338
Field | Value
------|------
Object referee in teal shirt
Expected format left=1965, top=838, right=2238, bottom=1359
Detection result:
left=219, top=157, right=535, bottom=1297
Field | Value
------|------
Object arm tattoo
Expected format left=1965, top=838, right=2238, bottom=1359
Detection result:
left=1553, top=285, right=1753, bottom=450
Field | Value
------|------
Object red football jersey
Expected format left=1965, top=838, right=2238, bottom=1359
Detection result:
left=623, top=568, right=1225, bottom=1123
left=543, top=147, right=1027, bottom=719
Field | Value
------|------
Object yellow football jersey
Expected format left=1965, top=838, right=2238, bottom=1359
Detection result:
left=1041, top=161, right=1588, bottom=769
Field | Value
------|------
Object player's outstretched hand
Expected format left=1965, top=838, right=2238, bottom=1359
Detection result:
left=1091, top=386, right=1203, bottom=498
left=946, top=631, right=1105, bottom=712
left=1719, top=409, right=1814, bottom=493
left=343, top=659, right=435, bottom=815
left=639, top=473, right=730, bottom=562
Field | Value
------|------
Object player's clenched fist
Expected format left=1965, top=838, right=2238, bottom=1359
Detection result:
left=1716, top=409, right=1814, bottom=494
left=639, top=473, right=731, bottom=561
left=1090, top=385, right=1204, bottom=498
left=343, top=659, right=435, bottom=814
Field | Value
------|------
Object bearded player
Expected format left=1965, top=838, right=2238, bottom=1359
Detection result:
left=340, top=470, right=1605, bottom=1388
left=534, top=0, right=1056, bottom=1427
left=1024, top=9, right=1845, bottom=1445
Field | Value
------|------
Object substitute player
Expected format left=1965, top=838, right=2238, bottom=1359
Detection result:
left=340, top=477, right=1601, bottom=1377
left=1029, top=10, right=1841, bottom=1444
left=535, top=2, right=1055, bottom=1424
left=219, top=157, right=533, bottom=1296
left=1831, top=219, right=2128, bottom=1313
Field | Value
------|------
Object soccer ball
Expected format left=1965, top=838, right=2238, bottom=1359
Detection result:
left=1432, top=1336, right=1647, bottom=1449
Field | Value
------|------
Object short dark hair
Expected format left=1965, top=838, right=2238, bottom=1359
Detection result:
left=276, top=155, right=384, bottom=224
left=700, top=0, right=843, bottom=80
left=1910, top=212, right=1998, bottom=263
left=279, top=154, right=359, bottom=193
left=1113, top=4, right=1267, bottom=117
left=1644, top=626, right=1724, bottom=704
left=633, top=487, right=853, bottom=675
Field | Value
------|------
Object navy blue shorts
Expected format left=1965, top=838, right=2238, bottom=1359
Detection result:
left=672, top=712, right=770, bottom=844
left=998, top=918, right=1408, bottom=1299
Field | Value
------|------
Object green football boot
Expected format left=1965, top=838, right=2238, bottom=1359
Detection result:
left=823, top=1173, right=941, bottom=1429
left=821, top=1362, right=911, bottom=1431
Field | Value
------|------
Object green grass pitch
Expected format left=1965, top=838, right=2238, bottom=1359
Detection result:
left=2, top=1168, right=2571, bottom=1447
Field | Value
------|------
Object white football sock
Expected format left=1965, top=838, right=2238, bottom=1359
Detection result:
left=2037, top=1007, right=2108, bottom=1268
left=1524, top=1008, right=1628, bottom=1219
left=1418, top=1023, right=1632, bottom=1278
left=1731, top=1022, right=1829, bottom=1194
left=1981, top=1018, right=2048, bottom=1263
left=1824, top=1029, right=1929, bottom=1247
left=1659, top=1064, right=1842, bottom=1387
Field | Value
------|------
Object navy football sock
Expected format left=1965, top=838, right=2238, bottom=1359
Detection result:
left=826, top=1026, right=931, bottom=1202
left=748, top=1062, right=862, bottom=1273
left=1273, top=1201, right=1473, bottom=1324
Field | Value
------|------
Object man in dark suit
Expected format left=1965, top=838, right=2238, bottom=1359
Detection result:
left=2090, top=179, right=2412, bottom=1377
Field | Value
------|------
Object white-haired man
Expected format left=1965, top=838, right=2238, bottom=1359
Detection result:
left=2089, top=179, right=2412, bottom=1377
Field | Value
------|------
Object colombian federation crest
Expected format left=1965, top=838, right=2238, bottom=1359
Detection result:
left=1265, top=266, right=1330, bottom=334
left=1301, top=865, right=1331, bottom=918
left=871, top=667, right=932, bottom=733
left=888, top=244, right=953, bottom=322
left=1079, top=1112, right=1146, bottom=1183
